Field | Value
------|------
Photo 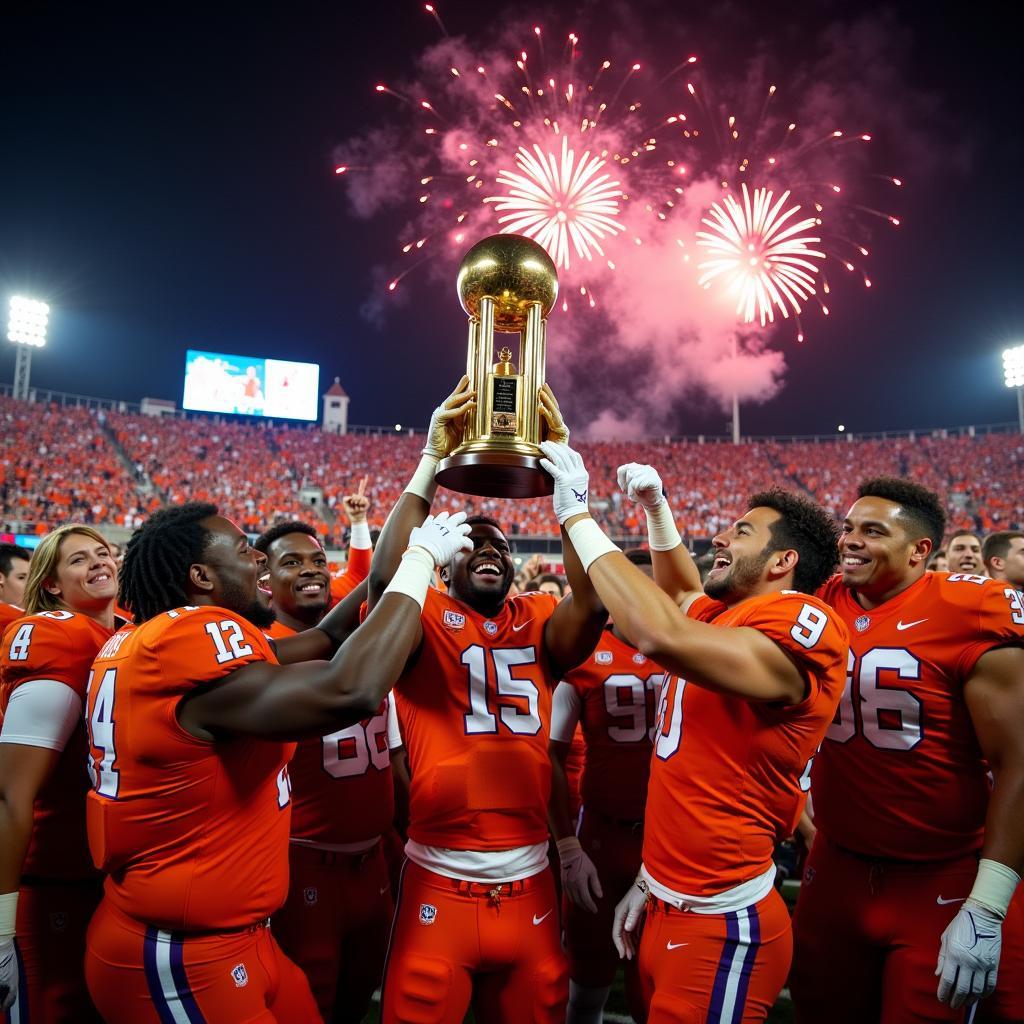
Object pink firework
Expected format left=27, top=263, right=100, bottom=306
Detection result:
left=696, top=183, right=825, bottom=326
left=485, top=136, right=626, bottom=269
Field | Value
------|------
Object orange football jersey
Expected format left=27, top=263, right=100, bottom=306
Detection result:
left=644, top=591, right=848, bottom=896
left=813, top=571, right=1024, bottom=860
left=563, top=629, right=664, bottom=821
left=265, top=618, right=298, bottom=640
left=393, top=588, right=560, bottom=850
left=0, top=610, right=112, bottom=880
left=288, top=696, right=393, bottom=846
left=330, top=545, right=371, bottom=604
left=85, top=605, right=295, bottom=931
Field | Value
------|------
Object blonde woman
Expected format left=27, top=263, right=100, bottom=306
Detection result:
left=0, top=525, right=120, bottom=1023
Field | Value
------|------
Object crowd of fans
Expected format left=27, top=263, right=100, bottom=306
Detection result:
left=2, top=399, right=1023, bottom=545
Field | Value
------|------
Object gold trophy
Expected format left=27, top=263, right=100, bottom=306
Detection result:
left=436, top=233, right=558, bottom=498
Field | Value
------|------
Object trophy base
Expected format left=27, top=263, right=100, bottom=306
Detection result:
left=436, top=450, right=555, bottom=499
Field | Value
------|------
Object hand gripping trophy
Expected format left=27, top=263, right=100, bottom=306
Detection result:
left=435, top=233, right=567, bottom=498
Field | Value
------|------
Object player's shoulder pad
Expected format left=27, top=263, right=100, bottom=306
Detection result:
left=934, top=572, right=1006, bottom=611
left=137, top=604, right=264, bottom=647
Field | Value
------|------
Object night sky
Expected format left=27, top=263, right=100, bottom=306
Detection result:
left=2, top=1, right=1021, bottom=437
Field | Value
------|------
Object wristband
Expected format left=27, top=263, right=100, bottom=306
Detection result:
left=556, top=837, right=582, bottom=860
left=968, top=858, right=1021, bottom=918
left=349, top=521, right=371, bottom=550
left=0, top=891, right=17, bottom=939
left=405, top=454, right=439, bottom=504
left=382, top=547, right=436, bottom=610
left=645, top=500, right=683, bottom=552
left=567, top=517, right=620, bottom=574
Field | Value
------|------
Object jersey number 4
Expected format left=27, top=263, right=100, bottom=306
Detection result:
left=827, top=648, right=922, bottom=751
left=86, top=667, right=120, bottom=798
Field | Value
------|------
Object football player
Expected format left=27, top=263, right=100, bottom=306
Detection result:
left=82, top=501, right=470, bottom=1023
left=549, top=547, right=665, bottom=1024
left=255, top=518, right=394, bottom=1023
left=542, top=450, right=847, bottom=1024
left=1, top=527, right=121, bottom=1022
left=370, top=380, right=607, bottom=1024
left=791, top=478, right=1024, bottom=1021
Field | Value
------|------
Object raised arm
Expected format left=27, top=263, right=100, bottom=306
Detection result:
left=936, top=645, right=1024, bottom=1008
left=617, top=462, right=702, bottom=607
left=180, top=512, right=472, bottom=741
left=368, top=376, right=474, bottom=611
left=536, top=440, right=607, bottom=677
left=541, top=446, right=806, bottom=705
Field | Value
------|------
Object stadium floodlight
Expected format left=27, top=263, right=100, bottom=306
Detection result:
left=1004, top=345, right=1024, bottom=433
left=7, top=296, right=49, bottom=400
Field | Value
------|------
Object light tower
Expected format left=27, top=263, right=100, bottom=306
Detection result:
left=7, top=296, right=49, bottom=400
left=1003, top=345, right=1024, bottom=434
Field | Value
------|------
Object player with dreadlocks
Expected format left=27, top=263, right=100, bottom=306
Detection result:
left=82, top=500, right=472, bottom=1024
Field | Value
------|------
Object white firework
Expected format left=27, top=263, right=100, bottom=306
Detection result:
left=696, top=183, right=826, bottom=326
left=485, top=136, right=626, bottom=270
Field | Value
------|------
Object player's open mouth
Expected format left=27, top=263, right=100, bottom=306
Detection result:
left=471, top=560, right=503, bottom=577
left=842, top=556, right=869, bottom=568
left=257, top=575, right=272, bottom=595
left=711, top=554, right=731, bottom=571
left=296, top=581, right=325, bottom=593
left=88, top=571, right=113, bottom=585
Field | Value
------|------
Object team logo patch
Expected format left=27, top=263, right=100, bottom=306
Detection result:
left=231, top=963, right=249, bottom=988
left=596, top=650, right=612, bottom=665
left=419, top=903, right=437, bottom=926
left=303, top=887, right=318, bottom=906
left=49, top=912, right=67, bottom=932
left=854, top=615, right=871, bottom=633
left=633, top=653, right=647, bottom=664
left=443, top=609, right=466, bottom=630
left=483, top=620, right=498, bottom=636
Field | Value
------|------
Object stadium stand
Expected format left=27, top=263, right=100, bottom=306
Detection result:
left=2, top=396, right=1022, bottom=543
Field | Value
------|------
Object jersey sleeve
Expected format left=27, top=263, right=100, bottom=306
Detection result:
left=550, top=680, right=583, bottom=742
left=386, top=692, right=404, bottom=749
left=736, top=593, right=849, bottom=707
left=143, top=607, right=277, bottom=693
left=330, top=545, right=372, bottom=602
left=1, top=614, right=97, bottom=698
left=0, top=679, right=83, bottom=751
left=956, top=580, right=1024, bottom=678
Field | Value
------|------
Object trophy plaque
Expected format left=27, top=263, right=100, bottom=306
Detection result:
left=435, top=233, right=559, bottom=499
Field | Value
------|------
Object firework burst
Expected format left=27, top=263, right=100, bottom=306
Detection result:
left=486, top=136, right=626, bottom=269
left=335, top=5, right=902, bottom=334
left=696, top=184, right=825, bottom=327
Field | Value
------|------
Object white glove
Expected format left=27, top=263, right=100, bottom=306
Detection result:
left=408, top=510, right=473, bottom=567
left=539, top=441, right=590, bottom=525
left=612, top=877, right=649, bottom=960
left=616, top=463, right=666, bottom=510
left=0, top=936, right=17, bottom=1013
left=423, top=376, right=475, bottom=459
left=557, top=837, right=604, bottom=914
left=936, top=900, right=1002, bottom=1008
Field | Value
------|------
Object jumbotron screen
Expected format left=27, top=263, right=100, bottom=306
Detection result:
left=182, top=349, right=320, bottom=421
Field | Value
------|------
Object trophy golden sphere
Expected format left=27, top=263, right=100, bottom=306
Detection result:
left=456, top=234, right=558, bottom=331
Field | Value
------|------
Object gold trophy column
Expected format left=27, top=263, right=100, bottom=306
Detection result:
left=436, top=233, right=559, bottom=498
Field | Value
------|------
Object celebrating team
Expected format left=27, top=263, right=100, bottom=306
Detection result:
left=0, top=378, right=1021, bottom=1023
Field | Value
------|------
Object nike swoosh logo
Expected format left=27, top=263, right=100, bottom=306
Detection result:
left=896, top=618, right=928, bottom=631
left=937, top=895, right=965, bottom=905
left=532, top=910, right=553, bottom=925
left=379, top=886, right=390, bottom=896
left=666, top=941, right=688, bottom=950
left=512, top=620, right=533, bottom=632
